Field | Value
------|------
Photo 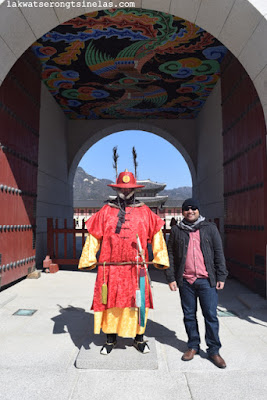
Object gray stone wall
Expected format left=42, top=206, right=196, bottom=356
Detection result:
left=36, top=84, right=73, bottom=266
left=195, top=82, right=224, bottom=233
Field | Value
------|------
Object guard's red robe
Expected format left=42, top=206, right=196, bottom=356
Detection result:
left=79, top=203, right=169, bottom=336
left=86, top=204, right=164, bottom=311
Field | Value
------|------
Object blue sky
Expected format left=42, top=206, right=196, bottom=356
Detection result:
left=78, top=130, right=192, bottom=189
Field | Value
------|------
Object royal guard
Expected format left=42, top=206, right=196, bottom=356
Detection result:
left=78, top=147, right=169, bottom=354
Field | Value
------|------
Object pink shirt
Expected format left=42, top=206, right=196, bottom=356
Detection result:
left=183, top=230, right=208, bottom=284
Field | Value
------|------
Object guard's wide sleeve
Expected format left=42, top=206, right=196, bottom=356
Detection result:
left=147, top=207, right=165, bottom=242
left=78, top=234, right=101, bottom=270
left=85, top=206, right=106, bottom=239
left=152, top=230, right=169, bottom=269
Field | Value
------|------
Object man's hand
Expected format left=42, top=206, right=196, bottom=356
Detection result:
left=216, top=281, right=225, bottom=290
left=168, top=281, right=178, bottom=291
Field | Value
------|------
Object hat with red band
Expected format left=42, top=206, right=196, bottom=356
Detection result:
left=108, top=170, right=145, bottom=189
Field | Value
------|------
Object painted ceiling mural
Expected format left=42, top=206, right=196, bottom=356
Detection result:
left=32, top=8, right=227, bottom=120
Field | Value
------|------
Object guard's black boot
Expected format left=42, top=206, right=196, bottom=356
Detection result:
left=100, top=334, right=117, bottom=355
left=133, top=334, right=150, bottom=354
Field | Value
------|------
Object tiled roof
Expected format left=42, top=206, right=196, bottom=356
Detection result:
left=137, top=179, right=166, bottom=191
left=162, top=199, right=183, bottom=207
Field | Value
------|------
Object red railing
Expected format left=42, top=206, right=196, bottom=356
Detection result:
left=47, top=218, right=87, bottom=265
left=46, top=218, right=171, bottom=266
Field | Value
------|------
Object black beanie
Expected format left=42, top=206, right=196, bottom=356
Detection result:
left=182, top=198, right=200, bottom=211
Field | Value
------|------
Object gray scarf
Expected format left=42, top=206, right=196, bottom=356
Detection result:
left=179, top=215, right=205, bottom=232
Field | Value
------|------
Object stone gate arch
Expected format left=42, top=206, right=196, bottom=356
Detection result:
left=67, top=123, right=197, bottom=191
left=0, top=1, right=266, bottom=295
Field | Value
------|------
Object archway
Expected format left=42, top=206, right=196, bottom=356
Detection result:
left=68, top=127, right=196, bottom=191
left=0, top=4, right=266, bottom=296
left=73, top=129, right=193, bottom=228
left=74, top=129, right=193, bottom=184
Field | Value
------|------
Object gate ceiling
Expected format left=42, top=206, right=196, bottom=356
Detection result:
left=32, top=8, right=227, bottom=120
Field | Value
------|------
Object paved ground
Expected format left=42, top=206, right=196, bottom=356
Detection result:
left=0, top=268, right=267, bottom=400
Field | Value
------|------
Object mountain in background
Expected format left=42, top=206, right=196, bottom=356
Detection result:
left=158, top=187, right=192, bottom=199
left=73, top=167, right=114, bottom=200
left=73, top=166, right=192, bottom=200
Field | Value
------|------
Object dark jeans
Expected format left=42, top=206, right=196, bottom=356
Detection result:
left=179, top=278, right=221, bottom=355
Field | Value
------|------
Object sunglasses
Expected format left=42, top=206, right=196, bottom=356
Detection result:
left=183, top=206, right=198, bottom=211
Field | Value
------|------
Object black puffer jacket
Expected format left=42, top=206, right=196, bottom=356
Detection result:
left=165, top=220, right=228, bottom=287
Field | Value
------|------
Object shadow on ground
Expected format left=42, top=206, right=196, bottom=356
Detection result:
left=51, top=305, right=190, bottom=356
left=51, top=268, right=267, bottom=356
left=217, top=277, right=267, bottom=326
left=150, top=269, right=267, bottom=328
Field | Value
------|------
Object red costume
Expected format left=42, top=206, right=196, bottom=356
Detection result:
left=78, top=170, right=169, bottom=338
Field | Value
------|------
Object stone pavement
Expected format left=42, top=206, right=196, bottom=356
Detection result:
left=0, top=268, right=266, bottom=400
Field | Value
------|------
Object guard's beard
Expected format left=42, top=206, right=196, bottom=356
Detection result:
left=115, top=190, right=135, bottom=234
left=117, top=190, right=135, bottom=200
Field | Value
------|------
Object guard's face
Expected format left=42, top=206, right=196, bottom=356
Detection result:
left=182, top=206, right=200, bottom=223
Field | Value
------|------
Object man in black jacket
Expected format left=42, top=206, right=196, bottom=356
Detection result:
left=165, top=198, right=228, bottom=368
